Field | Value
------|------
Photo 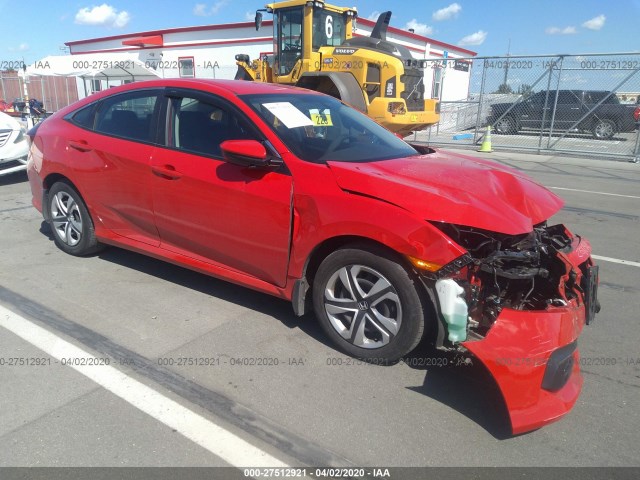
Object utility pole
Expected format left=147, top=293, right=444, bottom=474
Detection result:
left=502, top=38, right=511, bottom=88
left=21, top=61, right=33, bottom=129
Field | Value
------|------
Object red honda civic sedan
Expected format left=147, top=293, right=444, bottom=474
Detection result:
left=27, top=79, right=599, bottom=434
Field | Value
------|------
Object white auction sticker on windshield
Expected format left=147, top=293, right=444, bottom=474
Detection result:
left=262, top=102, right=313, bottom=129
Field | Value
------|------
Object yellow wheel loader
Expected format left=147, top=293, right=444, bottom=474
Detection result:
left=235, top=0, right=440, bottom=136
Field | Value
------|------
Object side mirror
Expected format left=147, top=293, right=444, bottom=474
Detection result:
left=220, top=140, right=280, bottom=168
left=255, top=11, right=263, bottom=31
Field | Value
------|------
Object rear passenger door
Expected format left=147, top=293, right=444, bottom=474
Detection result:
left=65, top=89, right=163, bottom=246
left=553, top=91, right=583, bottom=130
left=520, top=91, right=555, bottom=129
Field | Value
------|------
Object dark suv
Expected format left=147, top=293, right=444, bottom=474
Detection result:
left=489, top=90, right=638, bottom=139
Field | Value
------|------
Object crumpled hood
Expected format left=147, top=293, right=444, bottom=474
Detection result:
left=327, top=150, right=564, bottom=235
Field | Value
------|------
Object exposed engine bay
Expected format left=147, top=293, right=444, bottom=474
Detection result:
left=428, top=222, right=599, bottom=344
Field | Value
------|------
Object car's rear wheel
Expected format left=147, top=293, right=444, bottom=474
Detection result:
left=48, top=181, right=102, bottom=256
left=592, top=119, right=616, bottom=139
left=313, top=247, right=426, bottom=362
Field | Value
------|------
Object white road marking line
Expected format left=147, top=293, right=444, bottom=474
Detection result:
left=549, top=187, right=640, bottom=199
left=592, top=255, right=640, bottom=268
left=0, top=305, right=288, bottom=468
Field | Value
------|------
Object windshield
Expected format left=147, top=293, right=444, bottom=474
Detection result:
left=240, top=93, right=418, bottom=163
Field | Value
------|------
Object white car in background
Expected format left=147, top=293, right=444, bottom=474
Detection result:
left=0, top=112, right=29, bottom=176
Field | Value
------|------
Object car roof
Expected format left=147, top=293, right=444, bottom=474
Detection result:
left=554, top=89, right=611, bottom=94
left=53, top=79, right=326, bottom=120
left=105, top=78, right=321, bottom=97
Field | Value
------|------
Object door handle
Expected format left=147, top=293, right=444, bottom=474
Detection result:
left=151, top=164, right=182, bottom=180
left=68, top=140, right=92, bottom=152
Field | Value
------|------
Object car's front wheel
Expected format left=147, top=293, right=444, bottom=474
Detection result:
left=48, top=181, right=102, bottom=256
left=313, top=247, right=426, bottom=362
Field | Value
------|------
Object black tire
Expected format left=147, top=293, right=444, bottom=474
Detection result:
left=493, top=116, right=517, bottom=134
left=47, top=181, right=103, bottom=256
left=592, top=119, right=616, bottom=139
left=312, top=247, right=426, bottom=362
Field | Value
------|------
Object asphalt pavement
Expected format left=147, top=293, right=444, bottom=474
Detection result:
left=0, top=149, right=638, bottom=473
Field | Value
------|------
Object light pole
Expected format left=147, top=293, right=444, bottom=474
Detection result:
left=21, top=63, right=33, bottom=129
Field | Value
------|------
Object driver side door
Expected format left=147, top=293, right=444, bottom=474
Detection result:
left=150, top=89, right=293, bottom=287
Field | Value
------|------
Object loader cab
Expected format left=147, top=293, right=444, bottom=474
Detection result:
left=260, top=1, right=355, bottom=80
left=273, top=6, right=304, bottom=76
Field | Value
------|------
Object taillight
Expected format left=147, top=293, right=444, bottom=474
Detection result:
left=633, top=106, right=640, bottom=122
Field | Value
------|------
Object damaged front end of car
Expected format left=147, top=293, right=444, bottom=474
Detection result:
left=421, top=221, right=600, bottom=434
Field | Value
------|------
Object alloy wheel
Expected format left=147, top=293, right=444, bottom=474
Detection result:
left=50, top=191, right=83, bottom=247
left=323, top=264, right=402, bottom=349
left=594, top=121, right=614, bottom=139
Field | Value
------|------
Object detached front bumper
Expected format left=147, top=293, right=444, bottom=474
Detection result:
left=427, top=223, right=599, bottom=434
left=463, top=303, right=586, bottom=434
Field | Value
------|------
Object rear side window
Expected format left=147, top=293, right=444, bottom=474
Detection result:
left=585, top=92, right=619, bottom=104
left=70, top=104, right=97, bottom=129
left=94, top=91, right=160, bottom=143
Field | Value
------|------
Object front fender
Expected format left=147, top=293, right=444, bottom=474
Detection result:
left=287, top=189, right=466, bottom=280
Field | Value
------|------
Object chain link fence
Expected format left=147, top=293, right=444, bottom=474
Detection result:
left=1, top=71, right=79, bottom=114
left=413, top=53, right=640, bottom=162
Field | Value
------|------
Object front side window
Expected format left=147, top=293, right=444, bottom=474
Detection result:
left=94, top=91, right=159, bottom=143
left=241, top=93, right=417, bottom=163
left=169, top=96, right=257, bottom=157
left=312, top=8, right=346, bottom=50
